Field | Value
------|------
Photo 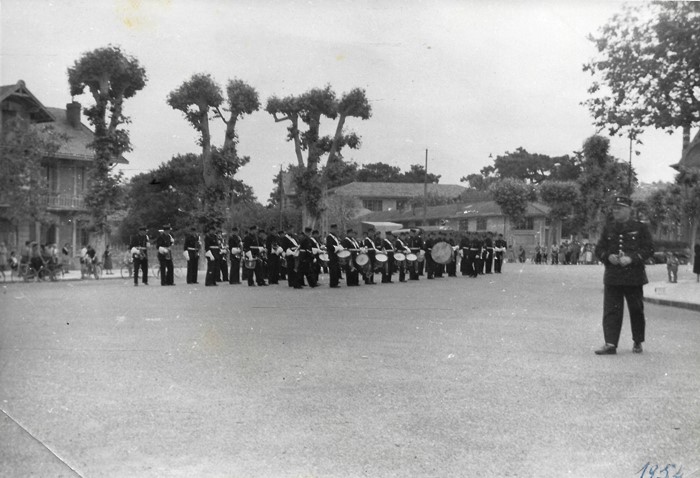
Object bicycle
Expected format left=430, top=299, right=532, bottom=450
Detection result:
left=120, top=260, right=133, bottom=279
left=152, top=263, right=182, bottom=280
left=82, top=260, right=102, bottom=280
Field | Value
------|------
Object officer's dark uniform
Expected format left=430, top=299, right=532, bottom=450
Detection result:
left=483, top=234, right=494, bottom=273
left=341, top=232, right=360, bottom=286
left=243, top=226, right=267, bottom=287
left=266, top=232, right=281, bottom=285
left=129, top=227, right=149, bottom=286
left=594, top=196, right=654, bottom=354
left=281, top=231, right=301, bottom=288
left=184, top=228, right=200, bottom=284
left=470, top=234, right=483, bottom=278
left=424, top=234, right=436, bottom=279
left=394, top=236, right=409, bottom=282
left=299, top=229, right=318, bottom=288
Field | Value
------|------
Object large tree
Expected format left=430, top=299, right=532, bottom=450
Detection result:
left=167, top=74, right=259, bottom=226
left=489, top=178, right=534, bottom=229
left=583, top=1, right=700, bottom=153
left=67, top=45, right=147, bottom=239
left=266, top=85, right=371, bottom=227
left=538, top=181, right=581, bottom=239
left=0, top=117, right=66, bottom=243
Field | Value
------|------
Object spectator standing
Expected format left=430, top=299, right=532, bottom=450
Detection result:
left=693, top=242, right=700, bottom=283
left=0, top=241, right=7, bottom=280
left=103, top=245, right=113, bottom=275
left=666, top=252, right=679, bottom=283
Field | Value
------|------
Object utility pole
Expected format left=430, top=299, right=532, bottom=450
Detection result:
left=278, top=164, right=283, bottom=231
left=423, top=148, right=428, bottom=225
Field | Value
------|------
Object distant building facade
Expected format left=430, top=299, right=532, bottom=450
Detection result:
left=0, top=80, right=126, bottom=261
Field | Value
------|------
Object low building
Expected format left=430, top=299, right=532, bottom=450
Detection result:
left=327, top=181, right=467, bottom=213
left=0, top=80, right=126, bottom=263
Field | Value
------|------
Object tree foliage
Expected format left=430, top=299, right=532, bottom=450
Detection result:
left=583, top=1, right=700, bottom=150
left=67, top=45, right=147, bottom=233
left=0, top=117, right=66, bottom=231
left=167, top=74, right=259, bottom=226
left=266, top=85, right=371, bottom=226
left=489, top=178, right=533, bottom=224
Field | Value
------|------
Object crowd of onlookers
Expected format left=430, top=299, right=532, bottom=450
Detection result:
left=516, top=241, right=597, bottom=265
left=0, top=240, right=117, bottom=281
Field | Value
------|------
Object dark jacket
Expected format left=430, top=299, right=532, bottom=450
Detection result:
left=595, top=219, right=654, bottom=286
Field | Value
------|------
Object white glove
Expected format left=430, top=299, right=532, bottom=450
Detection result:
left=277, top=247, right=283, bottom=255
left=130, top=247, right=139, bottom=255
left=312, top=247, right=320, bottom=255
left=205, top=250, right=214, bottom=261
left=334, top=245, right=343, bottom=253
left=183, top=251, right=190, bottom=261
left=231, top=247, right=241, bottom=255
left=245, top=251, right=253, bottom=260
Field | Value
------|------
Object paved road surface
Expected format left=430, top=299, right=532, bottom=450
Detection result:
left=1, top=263, right=698, bottom=477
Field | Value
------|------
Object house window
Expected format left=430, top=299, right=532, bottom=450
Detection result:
left=476, top=217, right=487, bottom=231
left=362, top=199, right=383, bottom=212
left=513, top=217, right=534, bottom=230
left=396, top=200, right=406, bottom=211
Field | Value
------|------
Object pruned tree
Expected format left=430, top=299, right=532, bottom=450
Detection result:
left=583, top=1, right=700, bottom=154
left=67, top=45, right=147, bottom=239
left=266, top=85, right=371, bottom=227
left=167, top=74, right=259, bottom=226
left=538, top=180, right=581, bottom=239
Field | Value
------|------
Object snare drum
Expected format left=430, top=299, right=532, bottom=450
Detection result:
left=337, top=250, right=351, bottom=265
left=318, top=253, right=329, bottom=264
left=394, top=252, right=406, bottom=263
left=244, top=258, right=257, bottom=270
left=375, top=253, right=388, bottom=264
left=406, top=253, right=418, bottom=263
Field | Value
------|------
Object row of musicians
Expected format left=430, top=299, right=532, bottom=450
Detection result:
left=192, top=224, right=507, bottom=289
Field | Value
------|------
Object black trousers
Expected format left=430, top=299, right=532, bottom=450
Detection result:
left=267, top=255, right=280, bottom=284
left=134, top=257, right=148, bottom=285
left=329, top=258, right=341, bottom=287
left=484, top=249, right=494, bottom=273
left=219, top=257, right=228, bottom=282
left=229, top=256, right=240, bottom=284
left=205, top=253, right=219, bottom=286
left=494, top=252, right=504, bottom=273
left=158, top=253, right=174, bottom=285
left=187, top=254, right=199, bottom=283
left=602, top=284, right=646, bottom=346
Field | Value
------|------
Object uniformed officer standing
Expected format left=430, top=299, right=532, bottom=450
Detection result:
left=228, top=226, right=242, bottom=284
left=299, top=227, right=318, bottom=288
left=341, top=229, right=360, bottom=286
left=424, top=231, right=436, bottom=279
left=266, top=230, right=281, bottom=285
left=281, top=226, right=301, bottom=288
left=594, top=196, right=654, bottom=355
left=129, top=226, right=149, bottom=286
left=494, top=233, right=507, bottom=273
left=326, top=224, right=343, bottom=288
left=218, top=230, right=229, bottom=283
left=156, top=224, right=175, bottom=286
left=362, top=229, right=378, bottom=285
left=183, top=226, right=200, bottom=284
left=394, top=232, right=410, bottom=283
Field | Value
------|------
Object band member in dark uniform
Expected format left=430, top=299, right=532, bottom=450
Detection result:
left=460, top=233, right=472, bottom=276
left=381, top=231, right=395, bottom=283
left=129, top=226, right=149, bottom=286
left=243, top=225, right=267, bottom=287
left=277, top=230, right=288, bottom=281
left=446, top=232, right=458, bottom=277
left=341, top=229, right=360, bottom=286
left=594, top=196, right=654, bottom=355
left=204, top=225, right=220, bottom=286
left=326, top=223, right=343, bottom=288
left=311, top=229, right=324, bottom=284
left=183, top=226, right=200, bottom=284
left=424, top=231, right=436, bottom=279
left=266, top=230, right=281, bottom=285
left=494, top=233, right=507, bottom=273
left=156, top=224, right=175, bottom=286
left=407, top=228, right=423, bottom=281
left=362, top=229, right=377, bottom=284
left=483, top=232, right=494, bottom=273
left=218, top=229, right=229, bottom=283
left=394, top=232, right=410, bottom=282
left=299, top=227, right=318, bottom=288
left=228, top=226, right=242, bottom=284
left=281, top=226, right=301, bottom=288
left=471, top=232, right=483, bottom=277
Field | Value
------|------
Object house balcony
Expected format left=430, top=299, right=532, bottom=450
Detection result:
left=45, top=193, right=86, bottom=210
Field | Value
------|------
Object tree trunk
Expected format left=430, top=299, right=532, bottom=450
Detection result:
left=682, top=125, right=691, bottom=155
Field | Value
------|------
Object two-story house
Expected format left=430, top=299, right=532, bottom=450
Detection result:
left=0, top=80, right=125, bottom=263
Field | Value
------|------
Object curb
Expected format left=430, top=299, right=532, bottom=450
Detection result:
left=643, top=296, right=700, bottom=313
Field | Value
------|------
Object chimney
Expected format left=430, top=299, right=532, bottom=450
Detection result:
left=66, top=101, right=81, bottom=128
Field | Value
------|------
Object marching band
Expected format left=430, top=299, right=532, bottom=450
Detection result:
left=129, top=224, right=508, bottom=288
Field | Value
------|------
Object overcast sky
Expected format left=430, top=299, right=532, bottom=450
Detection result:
left=1, top=0, right=684, bottom=201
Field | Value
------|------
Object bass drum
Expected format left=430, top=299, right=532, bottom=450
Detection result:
left=337, top=250, right=351, bottom=265
left=393, top=252, right=406, bottom=263
left=431, top=241, right=454, bottom=264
